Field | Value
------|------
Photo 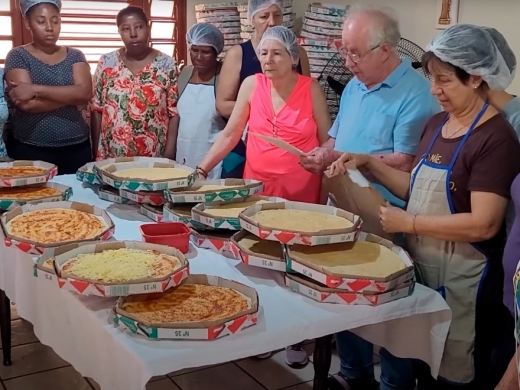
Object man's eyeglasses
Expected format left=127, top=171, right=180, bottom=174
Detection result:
left=338, top=44, right=380, bottom=64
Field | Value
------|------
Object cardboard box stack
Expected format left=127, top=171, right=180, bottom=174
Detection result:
left=238, top=0, right=295, bottom=41
left=195, top=3, right=243, bottom=58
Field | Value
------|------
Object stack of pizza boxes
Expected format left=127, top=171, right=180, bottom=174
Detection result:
left=238, top=0, right=295, bottom=42
left=229, top=201, right=416, bottom=306
left=163, top=178, right=270, bottom=256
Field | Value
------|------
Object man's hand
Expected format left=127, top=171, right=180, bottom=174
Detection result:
left=300, top=147, right=341, bottom=174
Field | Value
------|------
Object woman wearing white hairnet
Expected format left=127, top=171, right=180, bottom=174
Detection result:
left=194, top=27, right=330, bottom=366
left=170, top=23, right=226, bottom=178
left=216, top=0, right=310, bottom=180
left=328, top=24, right=520, bottom=390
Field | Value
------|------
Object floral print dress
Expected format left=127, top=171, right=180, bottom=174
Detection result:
left=91, top=50, right=178, bottom=159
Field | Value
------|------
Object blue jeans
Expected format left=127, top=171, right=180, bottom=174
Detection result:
left=336, top=331, right=416, bottom=390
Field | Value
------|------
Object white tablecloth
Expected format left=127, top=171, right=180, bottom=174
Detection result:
left=0, top=175, right=452, bottom=390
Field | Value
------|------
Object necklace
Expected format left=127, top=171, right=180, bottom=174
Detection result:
left=442, top=118, right=467, bottom=139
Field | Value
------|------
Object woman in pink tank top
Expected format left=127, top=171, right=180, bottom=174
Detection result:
left=197, top=26, right=331, bottom=204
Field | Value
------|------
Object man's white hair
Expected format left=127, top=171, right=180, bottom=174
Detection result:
left=344, top=4, right=401, bottom=49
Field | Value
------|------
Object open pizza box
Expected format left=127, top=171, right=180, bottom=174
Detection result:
left=0, top=182, right=72, bottom=211
left=192, top=196, right=285, bottom=231
left=164, top=179, right=264, bottom=204
left=91, top=157, right=174, bottom=178
left=98, top=161, right=194, bottom=191
left=285, top=232, right=414, bottom=293
left=229, top=230, right=286, bottom=272
left=239, top=201, right=361, bottom=246
left=76, top=162, right=100, bottom=184
left=119, top=188, right=166, bottom=206
left=0, top=160, right=58, bottom=187
left=140, top=204, right=166, bottom=223
left=285, top=273, right=415, bottom=306
left=190, top=229, right=236, bottom=256
left=98, top=185, right=135, bottom=205
left=113, top=274, right=259, bottom=340
left=1, top=201, right=115, bottom=255
left=163, top=202, right=209, bottom=230
left=34, top=240, right=189, bottom=297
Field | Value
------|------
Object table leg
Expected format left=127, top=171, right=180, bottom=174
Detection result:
left=0, top=289, right=12, bottom=366
left=313, top=335, right=333, bottom=390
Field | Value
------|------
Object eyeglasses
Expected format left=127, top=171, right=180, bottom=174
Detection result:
left=339, top=44, right=380, bottom=64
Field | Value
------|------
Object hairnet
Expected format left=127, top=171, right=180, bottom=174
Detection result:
left=19, top=0, right=61, bottom=16
left=186, top=23, right=225, bottom=55
left=482, top=27, right=516, bottom=78
left=426, top=23, right=513, bottom=90
left=257, top=26, right=300, bottom=66
left=248, top=0, right=283, bottom=21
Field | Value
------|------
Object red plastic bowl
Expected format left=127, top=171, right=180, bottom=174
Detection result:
left=139, top=222, right=191, bottom=254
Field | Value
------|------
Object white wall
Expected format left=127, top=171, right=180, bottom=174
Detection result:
left=187, top=0, right=520, bottom=93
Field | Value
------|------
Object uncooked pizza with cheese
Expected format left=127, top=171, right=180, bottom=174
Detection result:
left=204, top=199, right=271, bottom=218
left=5, top=208, right=107, bottom=243
left=0, top=186, right=62, bottom=200
left=121, top=284, right=251, bottom=323
left=251, top=209, right=353, bottom=232
left=112, top=168, right=191, bottom=181
left=60, top=248, right=182, bottom=283
left=0, top=166, right=47, bottom=178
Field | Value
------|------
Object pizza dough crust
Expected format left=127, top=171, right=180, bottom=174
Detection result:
left=0, top=166, right=47, bottom=178
left=290, top=241, right=406, bottom=278
left=251, top=209, right=352, bottom=232
left=238, top=234, right=283, bottom=259
left=190, top=184, right=242, bottom=192
left=112, top=168, right=191, bottom=181
left=0, top=186, right=62, bottom=200
left=204, top=199, right=270, bottom=218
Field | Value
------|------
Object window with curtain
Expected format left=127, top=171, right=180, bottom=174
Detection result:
left=2, top=0, right=187, bottom=71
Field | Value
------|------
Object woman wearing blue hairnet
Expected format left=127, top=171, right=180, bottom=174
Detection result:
left=169, top=23, right=226, bottom=179
left=215, top=0, right=310, bottom=180
left=4, top=0, right=92, bottom=174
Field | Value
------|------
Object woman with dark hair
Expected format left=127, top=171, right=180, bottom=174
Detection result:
left=4, top=0, right=92, bottom=173
left=328, top=24, right=520, bottom=390
left=90, top=6, right=179, bottom=160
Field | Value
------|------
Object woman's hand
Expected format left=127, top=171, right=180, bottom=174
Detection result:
left=8, top=81, right=37, bottom=105
left=379, top=202, right=414, bottom=233
left=326, top=153, right=370, bottom=177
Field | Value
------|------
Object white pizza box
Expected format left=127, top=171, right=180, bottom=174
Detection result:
left=34, top=241, right=189, bottom=297
left=190, top=229, right=236, bottom=256
left=196, top=15, right=240, bottom=23
left=239, top=201, right=361, bottom=246
left=304, top=10, right=345, bottom=23
left=98, top=185, right=136, bottom=205
left=229, top=230, right=285, bottom=272
left=113, top=274, right=259, bottom=340
left=302, top=24, right=342, bottom=37
left=119, top=188, right=167, bottom=206
left=192, top=196, right=285, bottom=231
left=76, top=162, right=100, bottom=185
left=140, top=204, right=166, bottom=223
left=0, top=160, right=58, bottom=188
left=91, top=157, right=174, bottom=178
left=210, top=21, right=241, bottom=28
left=163, top=202, right=209, bottom=230
left=98, top=161, right=195, bottom=191
left=285, top=232, right=415, bottom=293
left=0, top=182, right=73, bottom=211
left=196, top=10, right=239, bottom=18
left=285, top=273, right=415, bottom=306
left=195, top=2, right=239, bottom=11
left=308, top=3, right=348, bottom=16
left=165, top=179, right=263, bottom=204
left=303, top=17, right=342, bottom=29
left=1, top=201, right=115, bottom=255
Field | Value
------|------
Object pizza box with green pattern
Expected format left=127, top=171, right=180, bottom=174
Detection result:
left=0, top=182, right=72, bottom=211
left=140, top=204, right=165, bottom=223
left=164, top=179, right=263, bottom=204
left=0, top=160, right=57, bottom=187
left=76, top=162, right=100, bottom=184
left=98, top=185, right=135, bottom=205
left=163, top=203, right=209, bottom=230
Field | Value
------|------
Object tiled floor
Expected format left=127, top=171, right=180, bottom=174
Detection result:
left=1, top=305, right=380, bottom=390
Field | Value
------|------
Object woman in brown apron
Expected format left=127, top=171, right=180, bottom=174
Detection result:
left=328, top=24, right=520, bottom=390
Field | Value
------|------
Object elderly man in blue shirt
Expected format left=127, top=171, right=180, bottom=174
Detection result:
left=301, top=5, right=440, bottom=390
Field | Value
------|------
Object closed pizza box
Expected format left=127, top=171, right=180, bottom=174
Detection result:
left=0, top=160, right=58, bottom=188
left=0, top=182, right=72, bottom=211
left=119, top=188, right=166, bottom=206
left=1, top=201, right=115, bottom=255
left=192, top=196, right=285, bottom=230
left=197, top=15, right=240, bottom=23
left=165, top=179, right=263, bottom=204
left=98, top=185, right=135, bottom=205
left=285, top=232, right=414, bottom=293
left=140, top=204, right=166, bottom=223
left=229, top=230, right=285, bottom=272
left=76, top=162, right=100, bottom=184
left=195, top=3, right=240, bottom=11
left=239, top=201, right=361, bottom=246
left=114, top=274, right=259, bottom=340
left=190, top=229, right=236, bottom=256
left=99, top=161, right=194, bottom=191
left=35, top=240, right=189, bottom=297
left=163, top=202, right=209, bottom=230
left=285, top=273, right=415, bottom=306
left=308, top=3, right=348, bottom=16
left=304, top=10, right=345, bottom=22
left=304, top=17, right=342, bottom=30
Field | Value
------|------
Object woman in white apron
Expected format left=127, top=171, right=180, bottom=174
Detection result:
left=175, top=23, right=226, bottom=179
left=328, top=24, right=520, bottom=390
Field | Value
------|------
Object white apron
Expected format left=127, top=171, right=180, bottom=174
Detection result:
left=406, top=103, right=489, bottom=384
left=176, top=81, right=225, bottom=180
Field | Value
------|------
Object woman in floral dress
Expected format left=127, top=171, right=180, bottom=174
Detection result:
left=90, top=6, right=179, bottom=160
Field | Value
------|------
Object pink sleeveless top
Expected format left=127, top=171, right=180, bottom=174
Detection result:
left=244, top=73, right=321, bottom=203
